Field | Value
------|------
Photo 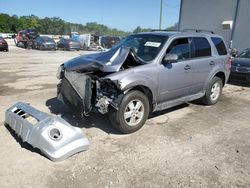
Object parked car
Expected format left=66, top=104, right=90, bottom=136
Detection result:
left=33, top=36, right=56, bottom=50
left=0, top=36, right=9, bottom=51
left=57, top=38, right=81, bottom=51
left=230, top=48, right=250, bottom=81
left=14, top=29, right=39, bottom=48
left=100, top=36, right=120, bottom=49
left=56, top=31, right=231, bottom=133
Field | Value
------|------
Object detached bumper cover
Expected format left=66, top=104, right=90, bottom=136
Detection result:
left=5, top=102, right=89, bottom=162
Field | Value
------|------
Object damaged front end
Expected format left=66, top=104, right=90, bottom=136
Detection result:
left=57, top=46, right=141, bottom=116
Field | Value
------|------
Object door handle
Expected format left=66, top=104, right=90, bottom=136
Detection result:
left=210, top=61, right=215, bottom=65
left=184, top=65, right=191, bottom=70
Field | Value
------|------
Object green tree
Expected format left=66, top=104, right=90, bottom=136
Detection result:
left=0, top=13, right=131, bottom=36
left=166, top=23, right=178, bottom=31
left=133, top=26, right=151, bottom=33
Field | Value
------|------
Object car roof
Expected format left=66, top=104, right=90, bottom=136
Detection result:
left=135, top=31, right=223, bottom=39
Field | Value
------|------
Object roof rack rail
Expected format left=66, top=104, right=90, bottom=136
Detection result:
left=150, top=29, right=176, bottom=32
left=182, top=29, right=214, bottom=34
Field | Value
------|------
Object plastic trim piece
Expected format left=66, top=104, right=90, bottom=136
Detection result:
left=5, top=102, right=89, bottom=162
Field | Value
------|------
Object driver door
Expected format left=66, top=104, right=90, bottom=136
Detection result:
left=158, top=37, right=193, bottom=102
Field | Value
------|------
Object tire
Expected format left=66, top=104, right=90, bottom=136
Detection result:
left=202, top=77, right=223, bottom=105
left=109, top=90, right=150, bottom=134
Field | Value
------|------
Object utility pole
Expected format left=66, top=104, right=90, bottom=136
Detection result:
left=159, top=0, right=163, bottom=29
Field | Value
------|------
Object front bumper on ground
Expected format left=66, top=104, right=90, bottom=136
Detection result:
left=5, top=102, right=89, bottom=162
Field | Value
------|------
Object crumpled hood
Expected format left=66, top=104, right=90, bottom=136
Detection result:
left=64, top=46, right=130, bottom=72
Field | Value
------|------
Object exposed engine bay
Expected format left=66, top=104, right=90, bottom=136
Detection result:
left=57, top=47, right=145, bottom=116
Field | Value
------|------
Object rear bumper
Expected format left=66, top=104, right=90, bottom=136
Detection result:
left=44, top=46, right=56, bottom=50
left=69, top=46, right=81, bottom=50
left=5, top=102, right=89, bottom=161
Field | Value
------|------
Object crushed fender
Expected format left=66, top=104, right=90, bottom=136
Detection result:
left=5, top=102, right=89, bottom=162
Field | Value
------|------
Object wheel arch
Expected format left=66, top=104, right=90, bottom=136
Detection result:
left=214, top=71, right=226, bottom=86
left=126, top=85, right=154, bottom=112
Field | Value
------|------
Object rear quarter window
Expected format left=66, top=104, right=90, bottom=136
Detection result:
left=211, top=37, right=227, bottom=55
left=192, top=37, right=211, bottom=58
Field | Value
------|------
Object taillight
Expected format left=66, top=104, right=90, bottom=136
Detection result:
left=0, top=40, right=7, bottom=45
left=227, top=56, right=232, bottom=70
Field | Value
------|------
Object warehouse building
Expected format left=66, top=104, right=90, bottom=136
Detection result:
left=178, top=0, right=250, bottom=52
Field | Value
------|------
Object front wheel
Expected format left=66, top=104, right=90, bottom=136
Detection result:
left=109, top=90, right=150, bottom=134
left=202, top=77, right=223, bottom=105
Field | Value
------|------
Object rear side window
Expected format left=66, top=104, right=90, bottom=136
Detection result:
left=211, top=37, right=227, bottom=55
left=192, top=37, right=211, bottom=58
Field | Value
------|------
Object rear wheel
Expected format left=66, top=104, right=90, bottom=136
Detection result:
left=109, top=90, right=149, bottom=134
left=202, top=77, right=223, bottom=105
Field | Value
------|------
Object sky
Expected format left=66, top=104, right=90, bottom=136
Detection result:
left=0, top=0, right=180, bottom=31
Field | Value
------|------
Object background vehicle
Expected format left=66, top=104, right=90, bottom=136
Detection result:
left=0, top=36, right=8, bottom=51
left=230, top=48, right=250, bottom=81
left=71, top=33, right=103, bottom=50
left=57, top=38, right=81, bottom=51
left=14, top=29, right=39, bottom=48
left=100, top=36, right=120, bottom=49
left=33, top=36, right=56, bottom=50
left=57, top=31, right=231, bottom=133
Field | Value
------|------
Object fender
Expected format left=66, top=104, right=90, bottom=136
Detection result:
left=104, top=68, right=158, bottom=103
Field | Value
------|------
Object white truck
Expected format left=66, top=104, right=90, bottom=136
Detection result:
left=71, top=33, right=104, bottom=51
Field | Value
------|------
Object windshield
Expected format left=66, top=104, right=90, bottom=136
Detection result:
left=112, top=34, right=168, bottom=62
left=238, top=49, right=250, bottom=58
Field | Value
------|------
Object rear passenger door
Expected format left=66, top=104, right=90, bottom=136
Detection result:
left=189, top=37, right=214, bottom=93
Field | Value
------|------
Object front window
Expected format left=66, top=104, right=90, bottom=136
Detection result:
left=166, top=38, right=190, bottom=60
left=113, top=34, right=168, bottom=62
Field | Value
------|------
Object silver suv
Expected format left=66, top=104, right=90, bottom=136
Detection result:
left=57, top=31, right=231, bottom=133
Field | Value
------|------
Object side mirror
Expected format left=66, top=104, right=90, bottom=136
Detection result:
left=163, top=54, right=178, bottom=64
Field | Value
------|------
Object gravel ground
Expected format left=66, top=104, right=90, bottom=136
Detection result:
left=0, top=39, right=250, bottom=188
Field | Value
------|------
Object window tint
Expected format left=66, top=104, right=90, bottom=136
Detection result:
left=211, top=37, right=227, bottom=55
left=166, top=38, right=190, bottom=60
left=192, top=37, right=211, bottom=58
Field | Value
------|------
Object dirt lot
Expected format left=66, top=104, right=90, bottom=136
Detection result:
left=0, top=39, right=250, bottom=188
